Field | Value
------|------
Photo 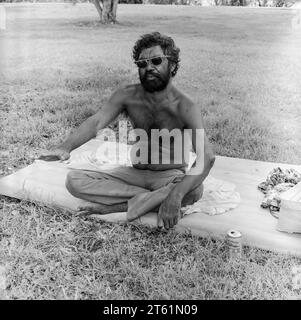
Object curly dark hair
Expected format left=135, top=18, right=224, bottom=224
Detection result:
left=132, top=32, right=180, bottom=77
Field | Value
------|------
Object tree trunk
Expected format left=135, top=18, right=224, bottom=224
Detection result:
left=111, top=0, right=118, bottom=23
left=93, top=0, right=103, bottom=19
left=92, top=0, right=118, bottom=24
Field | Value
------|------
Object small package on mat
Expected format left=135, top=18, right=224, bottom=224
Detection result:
left=278, top=182, right=301, bottom=234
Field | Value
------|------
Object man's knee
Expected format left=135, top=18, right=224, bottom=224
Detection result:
left=65, top=170, right=85, bottom=197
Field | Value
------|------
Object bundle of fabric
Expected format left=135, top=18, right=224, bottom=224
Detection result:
left=258, top=167, right=301, bottom=218
left=181, top=177, right=241, bottom=216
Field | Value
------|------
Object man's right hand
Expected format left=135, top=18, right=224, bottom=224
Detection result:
left=38, top=147, right=70, bottom=162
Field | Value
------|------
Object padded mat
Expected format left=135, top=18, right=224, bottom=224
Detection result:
left=1, top=139, right=301, bottom=256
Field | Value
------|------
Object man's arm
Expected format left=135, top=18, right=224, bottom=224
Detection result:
left=158, top=98, right=215, bottom=229
left=171, top=101, right=215, bottom=197
left=39, top=88, right=126, bottom=160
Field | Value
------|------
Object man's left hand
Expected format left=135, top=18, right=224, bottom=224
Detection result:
left=158, top=193, right=183, bottom=230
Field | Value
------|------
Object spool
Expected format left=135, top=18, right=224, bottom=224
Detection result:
left=226, top=229, right=242, bottom=260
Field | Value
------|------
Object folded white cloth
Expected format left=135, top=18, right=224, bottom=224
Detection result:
left=182, top=176, right=241, bottom=216
left=66, top=142, right=132, bottom=171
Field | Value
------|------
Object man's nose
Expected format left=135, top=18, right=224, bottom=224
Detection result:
left=145, top=60, right=155, bottom=71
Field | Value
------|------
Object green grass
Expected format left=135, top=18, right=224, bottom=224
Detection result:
left=1, top=3, right=301, bottom=299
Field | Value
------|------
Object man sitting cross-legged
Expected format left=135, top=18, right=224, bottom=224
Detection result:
left=40, top=32, right=216, bottom=230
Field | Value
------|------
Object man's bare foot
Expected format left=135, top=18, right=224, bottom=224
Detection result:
left=77, top=202, right=128, bottom=217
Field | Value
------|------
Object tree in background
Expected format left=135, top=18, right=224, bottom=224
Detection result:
left=92, top=0, right=119, bottom=23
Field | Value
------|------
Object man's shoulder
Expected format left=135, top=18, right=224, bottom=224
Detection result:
left=173, top=87, right=195, bottom=111
left=107, top=84, right=140, bottom=108
left=114, top=83, right=141, bottom=99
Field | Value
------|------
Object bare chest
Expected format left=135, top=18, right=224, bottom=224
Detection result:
left=125, top=99, right=184, bottom=133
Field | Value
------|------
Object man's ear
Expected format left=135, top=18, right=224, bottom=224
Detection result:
left=169, top=62, right=176, bottom=76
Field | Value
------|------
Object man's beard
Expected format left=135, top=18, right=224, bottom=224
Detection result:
left=139, top=70, right=171, bottom=93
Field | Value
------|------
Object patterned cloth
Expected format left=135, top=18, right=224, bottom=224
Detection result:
left=258, top=167, right=301, bottom=217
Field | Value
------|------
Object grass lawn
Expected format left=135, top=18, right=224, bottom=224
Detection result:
left=0, top=3, right=301, bottom=299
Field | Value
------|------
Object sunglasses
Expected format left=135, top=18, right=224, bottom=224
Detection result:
left=134, top=55, right=171, bottom=69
